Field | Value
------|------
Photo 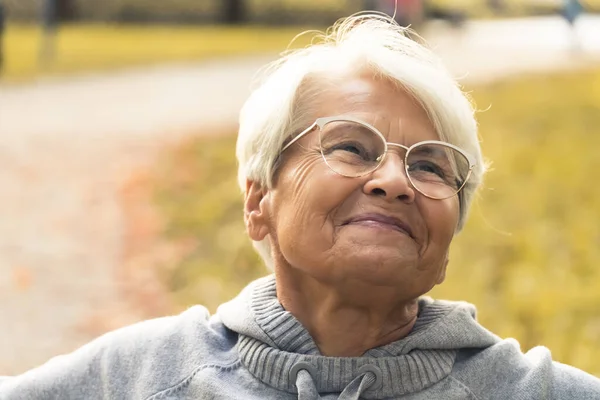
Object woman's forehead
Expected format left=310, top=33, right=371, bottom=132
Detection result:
left=310, top=76, right=439, bottom=143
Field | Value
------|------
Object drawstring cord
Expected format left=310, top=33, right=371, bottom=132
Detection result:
left=337, top=371, right=377, bottom=400
left=296, top=369, right=320, bottom=400
left=291, top=362, right=382, bottom=400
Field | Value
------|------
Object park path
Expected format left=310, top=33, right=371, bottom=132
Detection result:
left=1, top=15, right=599, bottom=375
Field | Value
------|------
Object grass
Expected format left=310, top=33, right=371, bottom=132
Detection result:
left=0, top=23, right=315, bottom=82
left=150, top=133, right=263, bottom=313
left=149, top=67, right=600, bottom=376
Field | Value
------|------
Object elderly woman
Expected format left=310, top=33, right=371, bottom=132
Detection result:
left=2, top=13, right=600, bottom=400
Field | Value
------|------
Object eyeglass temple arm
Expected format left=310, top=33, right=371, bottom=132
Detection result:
left=281, top=122, right=318, bottom=152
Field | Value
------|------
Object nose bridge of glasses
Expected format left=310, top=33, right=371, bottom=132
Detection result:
left=384, top=142, right=410, bottom=163
left=371, top=149, right=416, bottom=197
left=386, top=142, right=410, bottom=152
left=377, top=146, right=409, bottom=175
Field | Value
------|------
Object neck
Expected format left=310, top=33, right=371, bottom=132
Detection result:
left=275, top=268, right=419, bottom=357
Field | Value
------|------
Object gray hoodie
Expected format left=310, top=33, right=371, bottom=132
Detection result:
left=1, top=275, right=599, bottom=399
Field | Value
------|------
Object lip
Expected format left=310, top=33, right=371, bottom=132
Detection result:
left=342, top=213, right=414, bottom=238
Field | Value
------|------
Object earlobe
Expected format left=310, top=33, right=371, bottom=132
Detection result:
left=244, top=179, right=271, bottom=241
left=436, top=258, right=449, bottom=285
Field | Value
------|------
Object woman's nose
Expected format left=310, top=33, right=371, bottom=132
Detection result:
left=363, top=153, right=416, bottom=203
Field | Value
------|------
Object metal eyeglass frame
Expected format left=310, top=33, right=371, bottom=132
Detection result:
left=280, top=116, right=477, bottom=200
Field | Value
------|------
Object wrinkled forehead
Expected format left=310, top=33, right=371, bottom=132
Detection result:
left=300, top=71, right=439, bottom=145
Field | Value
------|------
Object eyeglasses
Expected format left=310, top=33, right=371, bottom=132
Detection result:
left=281, top=116, right=476, bottom=200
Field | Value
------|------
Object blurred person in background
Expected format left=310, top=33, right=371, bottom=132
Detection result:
left=377, top=0, right=425, bottom=27
left=561, top=0, right=584, bottom=50
left=1, top=13, right=600, bottom=400
left=562, top=0, right=583, bottom=26
left=39, top=0, right=76, bottom=63
left=40, top=0, right=58, bottom=64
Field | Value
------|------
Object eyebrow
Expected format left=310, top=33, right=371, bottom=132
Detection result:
left=408, top=145, right=447, bottom=157
left=324, top=121, right=378, bottom=136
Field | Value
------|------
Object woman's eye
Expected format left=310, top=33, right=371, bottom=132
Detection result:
left=410, top=161, right=445, bottom=177
left=337, top=144, right=361, bottom=154
left=330, top=142, right=365, bottom=156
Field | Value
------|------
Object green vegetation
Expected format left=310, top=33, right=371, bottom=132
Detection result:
left=1, top=24, right=313, bottom=82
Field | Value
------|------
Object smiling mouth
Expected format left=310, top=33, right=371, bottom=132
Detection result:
left=342, top=214, right=413, bottom=238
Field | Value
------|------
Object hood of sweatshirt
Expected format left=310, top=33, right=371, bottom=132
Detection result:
left=218, top=275, right=499, bottom=399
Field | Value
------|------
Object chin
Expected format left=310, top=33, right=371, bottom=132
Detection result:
left=339, top=240, right=419, bottom=264
left=339, top=252, right=418, bottom=282
left=341, top=230, right=419, bottom=256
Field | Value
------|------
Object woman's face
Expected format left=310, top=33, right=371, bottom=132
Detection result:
left=247, top=73, right=459, bottom=297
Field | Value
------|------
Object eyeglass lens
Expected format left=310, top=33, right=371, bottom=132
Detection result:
left=318, top=120, right=470, bottom=199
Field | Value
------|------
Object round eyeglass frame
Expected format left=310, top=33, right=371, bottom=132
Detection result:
left=280, top=116, right=477, bottom=200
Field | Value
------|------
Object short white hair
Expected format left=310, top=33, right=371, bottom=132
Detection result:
left=236, top=13, right=486, bottom=269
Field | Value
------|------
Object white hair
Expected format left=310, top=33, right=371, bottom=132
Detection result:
left=236, top=13, right=486, bottom=270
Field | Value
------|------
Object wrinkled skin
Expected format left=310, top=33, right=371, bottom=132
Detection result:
left=244, top=71, right=460, bottom=355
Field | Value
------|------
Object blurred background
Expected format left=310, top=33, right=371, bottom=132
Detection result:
left=1, top=0, right=600, bottom=378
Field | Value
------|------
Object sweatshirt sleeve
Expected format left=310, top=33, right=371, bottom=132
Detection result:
left=452, top=339, right=600, bottom=400
left=0, top=332, right=118, bottom=400
left=0, top=305, right=214, bottom=400
left=519, top=346, right=600, bottom=399
left=550, top=360, right=600, bottom=399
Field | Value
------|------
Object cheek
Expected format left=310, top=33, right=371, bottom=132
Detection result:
left=277, top=155, right=344, bottom=220
left=272, top=157, right=331, bottom=239
left=271, top=156, right=359, bottom=263
left=419, top=196, right=460, bottom=246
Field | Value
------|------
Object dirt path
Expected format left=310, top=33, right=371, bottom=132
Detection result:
left=1, top=15, right=599, bottom=375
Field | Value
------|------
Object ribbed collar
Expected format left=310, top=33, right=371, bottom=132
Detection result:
left=220, top=275, right=499, bottom=399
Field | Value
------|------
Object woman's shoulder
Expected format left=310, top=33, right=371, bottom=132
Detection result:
left=100, top=305, right=219, bottom=346
left=88, top=304, right=239, bottom=375
left=0, top=305, right=239, bottom=400
left=451, top=338, right=600, bottom=399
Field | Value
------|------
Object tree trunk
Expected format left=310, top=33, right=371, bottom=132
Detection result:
left=57, top=0, right=77, bottom=22
left=222, top=0, right=246, bottom=24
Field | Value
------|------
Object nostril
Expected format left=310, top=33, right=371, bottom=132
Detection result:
left=371, top=188, right=386, bottom=196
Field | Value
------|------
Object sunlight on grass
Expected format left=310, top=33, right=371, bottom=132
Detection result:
left=2, top=23, right=315, bottom=81
left=151, top=68, right=600, bottom=374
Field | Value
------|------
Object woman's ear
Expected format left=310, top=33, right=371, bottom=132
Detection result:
left=244, top=179, right=271, bottom=241
left=436, top=258, right=449, bottom=285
